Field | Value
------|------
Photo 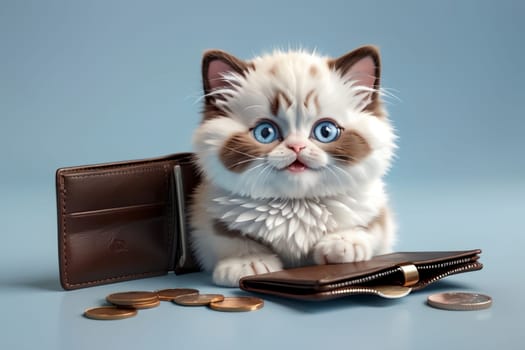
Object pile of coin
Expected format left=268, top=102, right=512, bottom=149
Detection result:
left=84, top=288, right=264, bottom=320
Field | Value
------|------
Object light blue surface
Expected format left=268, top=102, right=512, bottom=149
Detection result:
left=1, top=1, right=524, bottom=349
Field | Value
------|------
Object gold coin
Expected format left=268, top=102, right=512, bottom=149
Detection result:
left=84, top=306, right=137, bottom=320
left=155, top=288, right=199, bottom=301
left=427, top=292, right=493, bottom=311
left=209, top=297, right=264, bottom=312
left=172, top=294, right=225, bottom=306
left=128, top=299, right=161, bottom=309
left=106, top=291, right=159, bottom=306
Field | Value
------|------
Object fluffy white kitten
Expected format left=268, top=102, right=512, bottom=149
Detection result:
left=190, top=46, right=397, bottom=287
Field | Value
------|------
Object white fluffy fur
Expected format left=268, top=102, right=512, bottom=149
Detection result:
left=191, top=49, right=397, bottom=286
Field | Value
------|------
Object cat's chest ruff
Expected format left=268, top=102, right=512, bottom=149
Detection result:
left=208, top=191, right=370, bottom=261
left=212, top=195, right=336, bottom=234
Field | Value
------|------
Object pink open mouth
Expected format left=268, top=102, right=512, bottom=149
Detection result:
left=287, top=160, right=307, bottom=173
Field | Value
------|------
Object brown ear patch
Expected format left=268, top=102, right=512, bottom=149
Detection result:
left=202, top=50, right=254, bottom=95
left=328, top=46, right=385, bottom=118
left=220, top=132, right=278, bottom=173
left=322, top=129, right=371, bottom=165
left=201, top=50, right=254, bottom=122
left=328, top=46, right=381, bottom=88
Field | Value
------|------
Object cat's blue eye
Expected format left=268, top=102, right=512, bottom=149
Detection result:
left=312, top=120, right=341, bottom=143
left=252, top=121, right=280, bottom=144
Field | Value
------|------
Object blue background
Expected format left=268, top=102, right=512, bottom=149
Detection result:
left=1, top=1, right=524, bottom=349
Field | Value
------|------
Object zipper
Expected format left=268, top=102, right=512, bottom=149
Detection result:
left=414, top=261, right=482, bottom=290
left=327, top=285, right=412, bottom=299
left=324, top=256, right=480, bottom=291
left=417, top=256, right=474, bottom=271
left=326, top=267, right=402, bottom=290
left=330, top=286, right=381, bottom=296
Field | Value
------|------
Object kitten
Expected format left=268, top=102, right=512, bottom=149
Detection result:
left=190, top=45, right=397, bottom=287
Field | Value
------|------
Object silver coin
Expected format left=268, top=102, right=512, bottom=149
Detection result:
left=427, top=292, right=492, bottom=311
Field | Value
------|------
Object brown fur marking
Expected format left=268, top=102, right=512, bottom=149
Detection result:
left=322, top=129, right=371, bottom=165
left=202, top=103, right=232, bottom=121
left=368, top=208, right=386, bottom=231
left=213, top=219, right=244, bottom=239
left=356, top=207, right=387, bottom=232
left=309, top=65, right=318, bottom=77
left=270, top=90, right=293, bottom=117
left=313, top=95, right=321, bottom=115
left=304, top=90, right=314, bottom=108
left=220, top=132, right=278, bottom=172
left=304, top=90, right=321, bottom=115
left=270, top=94, right=279, bottom=117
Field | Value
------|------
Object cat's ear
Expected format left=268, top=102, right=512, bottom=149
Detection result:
left=202, top=50, right=252, bottom=96
left=330, top=45, right=380, bottom=89
left=329, top=45, right=382, bottom=113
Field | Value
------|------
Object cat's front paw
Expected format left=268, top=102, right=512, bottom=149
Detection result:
left=212, top=254, right=283, bottom=287
left=313, top=231, right=372, bottom=264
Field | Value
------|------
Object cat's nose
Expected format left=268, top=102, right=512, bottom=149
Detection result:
left=287, top=143, right=306, bottom=154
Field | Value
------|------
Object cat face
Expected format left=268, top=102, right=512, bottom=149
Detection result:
left=193, top=46, right=396, bottom=199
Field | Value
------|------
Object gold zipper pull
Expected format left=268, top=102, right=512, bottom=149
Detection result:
left=398, top=263, right=419, bottom=287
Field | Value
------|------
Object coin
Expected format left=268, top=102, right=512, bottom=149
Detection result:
left=128, top=299, right=161, bottom=309
left=427, top=292, right=492, bottom=311
left=372, top=285, right=412, bottom=299
left=156, top=288, right=199, bottom=301
left=84, top=306, right=137, bottom=320
left=209, top=296, right=264, bottom=312
left=172, top=294, right=225, bottom=306
left=106, top=291, right=159, bottom=306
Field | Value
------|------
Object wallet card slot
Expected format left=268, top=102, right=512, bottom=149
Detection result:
left=62, top=203, right=171, bottom=287
left=64, top=203, right=166, bottom=232
left=66, top=202, right=166, bottom=219
left=58, top=165, right=172, bottom=214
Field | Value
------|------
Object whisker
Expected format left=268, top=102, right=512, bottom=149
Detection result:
left=184, top=91, right=207, bottom=105
left=331, top=164, right=358, bottom=189
left=242, top=104, right=265, bottom=112
left=379, top=87, right=402, bottom=103
left=258, top=164, right=274, bottom=187
left=233, top=157, right=263, bottom=167
left=222, top=146, right=264, bottom=160
left=228, top=158, right=261, bottom=170
left=248, top=163, right=269, bottom=193
left=325, top=164, right=345, bottom=188
left=242, top=162, right=266, bottom=175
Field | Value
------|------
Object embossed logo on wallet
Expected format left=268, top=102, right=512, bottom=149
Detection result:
left=109, top=238, right=128, bottom=253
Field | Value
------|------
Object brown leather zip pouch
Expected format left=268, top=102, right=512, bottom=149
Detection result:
left=240, top=249, right=482, bottom=300
left=56, top=153, right=201, bottom=290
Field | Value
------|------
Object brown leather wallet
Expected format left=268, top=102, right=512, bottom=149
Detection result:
left=240, top=249, right=483, bottom=300
left=56, top=153, right=201, bottom=290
